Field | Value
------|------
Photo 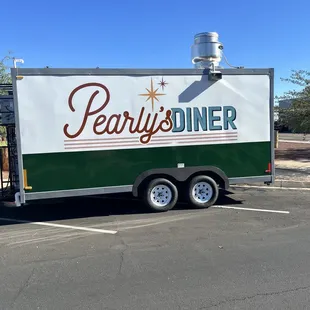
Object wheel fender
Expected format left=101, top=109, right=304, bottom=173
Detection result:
left=132, top=166, right=229, bottom=197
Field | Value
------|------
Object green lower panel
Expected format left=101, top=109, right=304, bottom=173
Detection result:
left=23, top=142, right=271, bottom=192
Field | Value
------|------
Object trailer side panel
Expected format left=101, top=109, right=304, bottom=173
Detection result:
left=11, top=69, right=273, bottom=200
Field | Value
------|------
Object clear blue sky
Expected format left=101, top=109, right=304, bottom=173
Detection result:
left=2, top=0, right=309, bottom=96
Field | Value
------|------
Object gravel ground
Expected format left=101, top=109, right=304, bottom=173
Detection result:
left=276, top=141, right=310, bottom=162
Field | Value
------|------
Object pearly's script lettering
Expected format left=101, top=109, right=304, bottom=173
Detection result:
left=63, top=83, right=173, bottom=144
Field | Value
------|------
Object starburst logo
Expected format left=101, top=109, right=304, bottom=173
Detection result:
left=158, top=77, right=168, bottom=91
left=139, top=78, right=166, bottom=112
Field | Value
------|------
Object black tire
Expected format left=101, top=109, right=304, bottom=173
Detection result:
left=187, top=175, right=219, bottom=209
left=143, top=178, right=178, bottom=212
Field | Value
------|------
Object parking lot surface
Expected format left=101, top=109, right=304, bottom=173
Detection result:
left=0, top=188, right=310, bottom=310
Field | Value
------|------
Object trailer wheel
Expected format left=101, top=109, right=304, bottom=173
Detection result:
left=143, top=178, right=178, bottom=212
left=187, top=175, right=219, bottom=208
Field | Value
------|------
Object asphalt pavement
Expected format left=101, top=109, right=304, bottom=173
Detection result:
left=0, top=188, right=310, bottom=310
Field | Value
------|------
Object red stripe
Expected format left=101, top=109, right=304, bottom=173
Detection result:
left=64, top=132, right=238, bottom=143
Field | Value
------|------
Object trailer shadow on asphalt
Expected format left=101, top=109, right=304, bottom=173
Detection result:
left=0, top=190, right=242, bottom=227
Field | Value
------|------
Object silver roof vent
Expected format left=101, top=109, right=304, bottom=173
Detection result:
left=191, top=32, right=223, bottom=69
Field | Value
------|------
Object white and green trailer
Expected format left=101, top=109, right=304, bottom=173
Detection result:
left=9, top=33, right=275, bottom=211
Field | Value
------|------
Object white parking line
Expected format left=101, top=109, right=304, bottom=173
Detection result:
left=0, top=217, right=118, bottom=234
left=212, top=205, right=290, bottom=214
left=232, top=185, right=310, bottom=191
left=0, top=205, right=289, bottom=236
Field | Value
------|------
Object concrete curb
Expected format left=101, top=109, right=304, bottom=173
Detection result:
left=232, top=179, right=310, bottom=190
left=273, top=180, right=310, bottom=188
left=279, top=140, right=310, bottom=144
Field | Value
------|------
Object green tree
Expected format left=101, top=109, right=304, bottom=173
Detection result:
left=0, top=54, right=13, bottom=138
left=276, top=70, right=310, bottom=138
left=0, top=55, right=12, bottom=82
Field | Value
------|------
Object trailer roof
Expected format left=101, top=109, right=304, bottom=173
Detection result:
left=11, top=68, right=274, bottom=76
